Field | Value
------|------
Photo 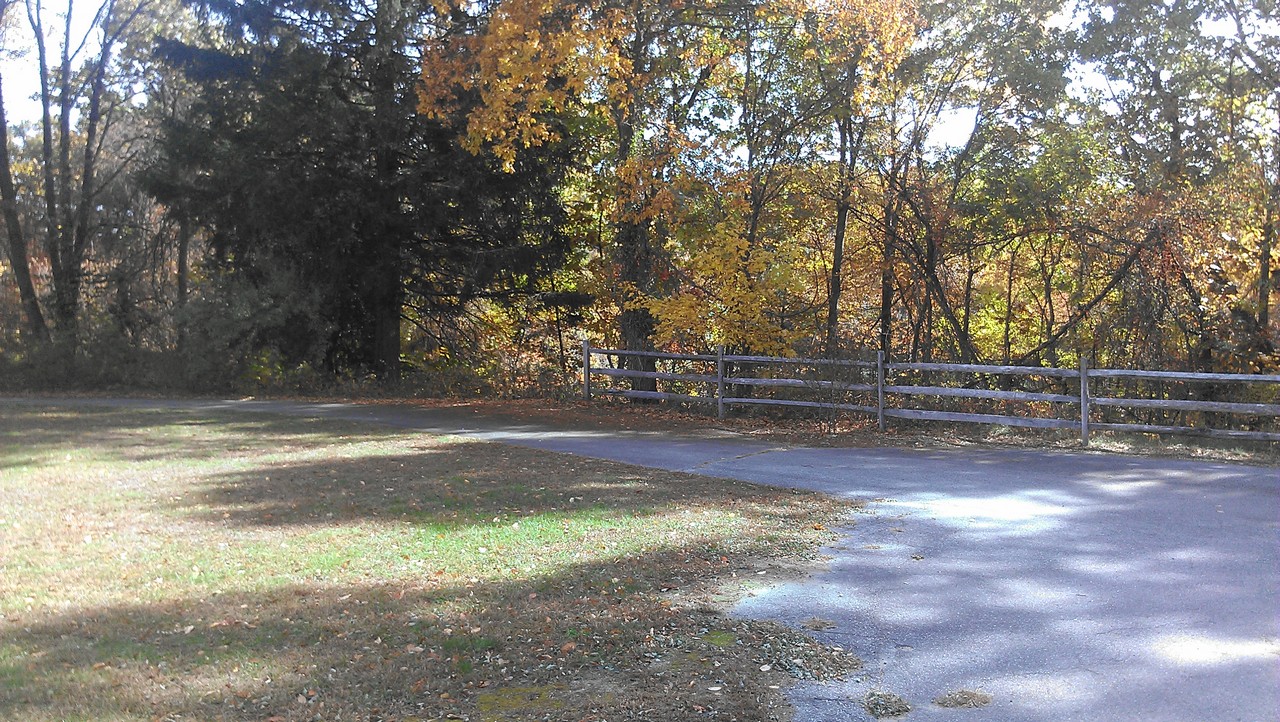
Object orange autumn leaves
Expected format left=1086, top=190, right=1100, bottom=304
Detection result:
left=419, top=0, right=918, bottom=354
left=419, top=0, right=632, bottom=165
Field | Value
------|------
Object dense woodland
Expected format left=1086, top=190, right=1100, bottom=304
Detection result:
left=0, top=0, right=1276, bottom=393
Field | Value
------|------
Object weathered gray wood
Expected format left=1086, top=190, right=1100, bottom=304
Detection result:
left=1090, top=368, right=1280, bottom=383
left=876, top=351, right=885, bottom=432
left=1080, top=357, right=1090, bottom=446
left=595, top=348, right=718, bottom=361
left=722, top=397, right=877, bottom=414
left=582, top=340, right=592, bottom=401
left=723, top=377, right=874, bottom=393
left=1091, top=422, right=1280, bottom=442
left=884, top=385, right=1078, bottom=404
left=1091, top=396, right=1280, bottom=415
left=888, top=362, right=1081, bottom=378
left=724, top=354, right=876, bottom=367
left=591, top=368, right=718, bottom=384
left=585, top=346, right=1279, bottom=444
left=883, top=408, right=1077, bottom=429
left=601, top=389, right=716, bottom=404
left=716, top=345, right=725, bottom=421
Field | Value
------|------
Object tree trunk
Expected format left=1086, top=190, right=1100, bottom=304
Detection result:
left=616, top=217, right=658, bottom=391
left=175, top=216, right=190, bottom=352
left=1262, top=200, right=1273, bottom=332
left=962, top=257, right=976, bottom=352
left=371, top=267, right=402, bottom=382
left=50, top=1, right=79, bottom=340
left=826, top=118, right=861, bottom=357
left=32, top=2, right=66, bottom=336
left=1262, top=102, right=1278, bottom=334
left=368, top=0, right=405, bottom=382
left=0, top=71, right=50, bottom=343
left=827, top=199, right=849, bottom=356
left=611, top=35, right=658, bottom=391
left=879, top=194, right=897, bottom=360
left=1040, top=242, right=1058, bottom=367
left=922, top=231, right=937, bottom=362
left=1003, top=244, right=1018, bottom=364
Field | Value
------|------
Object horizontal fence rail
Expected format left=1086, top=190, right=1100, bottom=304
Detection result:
left=582, top=341, right=1280, bottom=446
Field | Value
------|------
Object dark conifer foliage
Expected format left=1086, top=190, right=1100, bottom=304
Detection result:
left=146, top=0, right=571, bottom=380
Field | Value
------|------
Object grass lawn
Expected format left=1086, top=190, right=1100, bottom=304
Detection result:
left=0, top=402, right=858, bottom=721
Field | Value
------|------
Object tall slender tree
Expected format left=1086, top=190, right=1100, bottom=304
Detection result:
left=0, top=0, right=50, bottom=343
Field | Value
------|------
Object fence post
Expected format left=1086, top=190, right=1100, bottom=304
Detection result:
left=716, top=345, right=725, bottom=420
left=582, top=339, right=592, bottom=401
left=876, top=350, right=886, bottom=432
left=1079, top=356, right=1090, bottom=446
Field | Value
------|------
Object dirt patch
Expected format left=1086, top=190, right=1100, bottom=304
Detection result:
left=863, top=690, right=912, bottom=718
left=934, top=689, right=993, bottom=708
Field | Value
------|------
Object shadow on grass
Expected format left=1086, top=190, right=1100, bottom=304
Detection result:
left=0, top=402, right=403, bottom=469
left=176, top=439, right=823, bottom=532
left=1, top=546, right=845, bottom=722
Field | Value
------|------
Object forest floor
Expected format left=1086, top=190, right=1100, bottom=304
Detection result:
left=0, top=401, right=860, bottom=722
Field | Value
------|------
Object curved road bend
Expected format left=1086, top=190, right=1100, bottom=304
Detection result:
left=11, top=397, right=1278, bottom=722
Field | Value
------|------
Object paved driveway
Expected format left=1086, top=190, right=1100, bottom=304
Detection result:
left=12, top=397, right=1278, bottom=721
left=724, top=448, right=1278, bottom=721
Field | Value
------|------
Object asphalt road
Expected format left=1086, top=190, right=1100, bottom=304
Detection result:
left=11, top=397, right=1279, bottom=721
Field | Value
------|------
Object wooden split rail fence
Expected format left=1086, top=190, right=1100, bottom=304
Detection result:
left=581, top=341, right=1280, bottom=446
